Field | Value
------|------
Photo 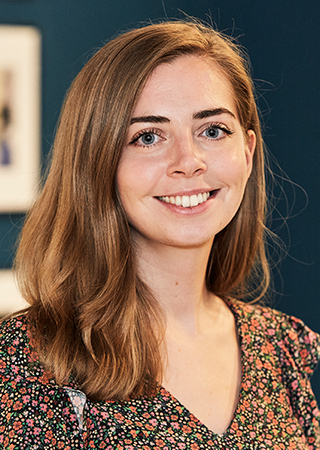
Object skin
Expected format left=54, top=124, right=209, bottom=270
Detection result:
left=117, top=55, right=256, bottom=435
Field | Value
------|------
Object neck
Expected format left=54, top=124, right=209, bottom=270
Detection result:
left=133, top=237, right=219, bottom=334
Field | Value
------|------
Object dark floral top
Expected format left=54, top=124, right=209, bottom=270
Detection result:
left=0, top=301, right=319, bottom=449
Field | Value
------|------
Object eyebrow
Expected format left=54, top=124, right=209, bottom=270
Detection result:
left=130, top=108, right=236, bottom=125
left=193, top=108, right=236, bottom=120
left=130, top=115, right=170, bottom=125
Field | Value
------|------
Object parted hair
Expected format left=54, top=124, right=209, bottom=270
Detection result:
left=15, top=20, right=268, bottom=401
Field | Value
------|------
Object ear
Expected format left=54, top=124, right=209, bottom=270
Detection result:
left=244, top=129, right=256, bottom=179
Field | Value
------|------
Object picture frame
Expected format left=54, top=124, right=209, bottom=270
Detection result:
left=0, top=25, right=41, bottom=212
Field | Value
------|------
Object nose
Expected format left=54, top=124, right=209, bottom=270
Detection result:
left=167, top=133, right=207, bottom=178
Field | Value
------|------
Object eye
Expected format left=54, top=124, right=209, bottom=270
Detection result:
left=129, top=129, right=164, bottom=148
left=204, top=127, right=222, bottom=139
left=140, top=132, right=157, bottom=146
left=200, top=123, right=234, bottom=141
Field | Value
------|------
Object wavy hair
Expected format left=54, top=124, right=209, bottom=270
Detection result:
left=15, top=20, right=268, bottom=401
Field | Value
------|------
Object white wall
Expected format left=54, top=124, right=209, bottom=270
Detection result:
left=0, top=270, right=27, bottom=315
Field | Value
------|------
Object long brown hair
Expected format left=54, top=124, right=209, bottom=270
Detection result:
left=15, top=20, right=268, bottom=401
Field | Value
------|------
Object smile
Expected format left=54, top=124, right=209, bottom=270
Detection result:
left=158, top=191, right=214, bottom=208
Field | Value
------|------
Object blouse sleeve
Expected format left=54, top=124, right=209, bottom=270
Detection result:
left=278, top=313, right=320, bottom=377
left=273, top=311, right=320, bottom=448
left=0, top=315, right=84, bottom=449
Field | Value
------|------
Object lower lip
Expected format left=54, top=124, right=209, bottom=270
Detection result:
left=156, top=191, right=219, bottom=215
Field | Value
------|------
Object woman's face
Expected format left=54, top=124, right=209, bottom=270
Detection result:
left=116, top=55, right=255, bottom=250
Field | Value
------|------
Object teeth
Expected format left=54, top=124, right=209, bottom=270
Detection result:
left=159, top=191, right=212, bottom=208
left=190, top=195, right=198, bottom=207
left=182, top=196, right=190, bottom=207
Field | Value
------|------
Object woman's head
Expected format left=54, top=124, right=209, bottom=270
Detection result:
left=116, top=53, right=256, bottom=254
left=58, top=20, right=265, bottom=295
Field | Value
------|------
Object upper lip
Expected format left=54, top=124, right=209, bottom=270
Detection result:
left=156, top=188, right=217, bottom=197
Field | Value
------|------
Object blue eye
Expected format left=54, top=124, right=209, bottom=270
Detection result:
left=204, top=127, right=222, bottom=139
left=140, top=133, right=156, bottom=145
left=201, top=124, right=234, bottom=140
left=130, top=129, right=163, bottom=147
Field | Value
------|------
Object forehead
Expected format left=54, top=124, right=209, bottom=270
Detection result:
left=133, top=55, right=237, bottom=118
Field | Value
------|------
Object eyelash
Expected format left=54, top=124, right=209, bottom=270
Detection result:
left=200, top=122, right=234, bottom=140
left=129, top=128, right=163, bottom=147
left=128, top=122, right=234, bottom=148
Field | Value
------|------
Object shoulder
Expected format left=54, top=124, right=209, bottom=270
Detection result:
left=231, top=300, right=320, bottom=376
left=0, top=315, right=82, bottom=447
left=0, top=313, right=29, bottom=345
left=0, top=313, right=31, bottom=366
left=0, top=313, right=52, bottom=384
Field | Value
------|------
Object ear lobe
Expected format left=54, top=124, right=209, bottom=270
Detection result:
left=245, top=130, right=256, bottom=177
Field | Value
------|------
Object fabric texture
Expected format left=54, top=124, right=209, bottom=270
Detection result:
left=0, top=301, right=319, bottom=449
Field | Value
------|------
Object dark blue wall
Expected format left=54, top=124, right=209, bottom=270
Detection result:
left=1, top=0, right=319, bottom=397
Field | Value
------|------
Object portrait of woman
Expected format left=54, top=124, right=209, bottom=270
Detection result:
left=0, top=19, right=319, bottom=449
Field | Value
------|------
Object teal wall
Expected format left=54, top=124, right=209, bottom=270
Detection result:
left=0, top=0, right=319, bottom=397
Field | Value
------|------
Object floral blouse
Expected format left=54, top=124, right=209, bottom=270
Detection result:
left=0, top=301, right=319, bottom=449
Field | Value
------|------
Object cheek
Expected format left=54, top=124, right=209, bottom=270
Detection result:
left=116, top=156, right=160, bottom=203
left=213, top=150, right=250, bottom=187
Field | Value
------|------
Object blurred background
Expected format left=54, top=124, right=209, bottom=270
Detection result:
left=0, top=0, right=319, bottom=398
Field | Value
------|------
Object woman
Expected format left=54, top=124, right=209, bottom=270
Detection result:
left=0, top=20, right=319, bottom=449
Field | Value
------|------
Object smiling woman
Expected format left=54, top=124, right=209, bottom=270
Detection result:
left=117, top=55, right=255, bottom=251
left=0, top=20, right=319, bottom=449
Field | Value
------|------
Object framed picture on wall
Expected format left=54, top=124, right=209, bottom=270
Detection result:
left=0, top=26, right=41, bottom=212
